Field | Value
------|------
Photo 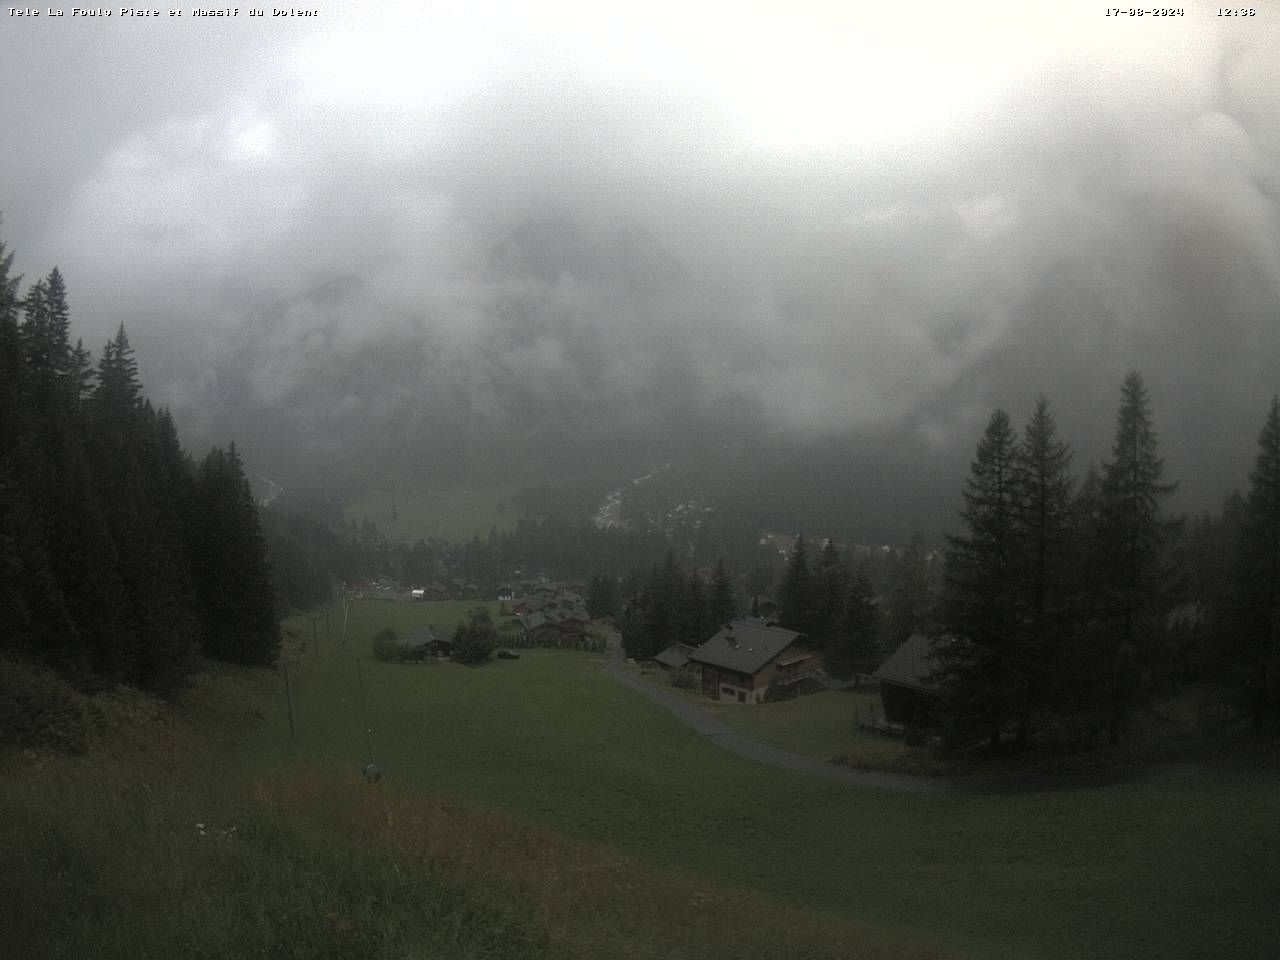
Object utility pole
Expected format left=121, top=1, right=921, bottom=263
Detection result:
left=307, top=614, right=324, bottom=663
left=282, top=661, right=296, bottom=742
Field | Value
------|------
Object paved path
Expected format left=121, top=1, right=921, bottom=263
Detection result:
left=601, top=637, right=1202, bottom=796
left=601, top=642, right=952, bottom=794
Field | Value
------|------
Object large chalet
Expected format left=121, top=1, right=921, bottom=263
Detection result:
left=683, top=619, right=819, bottom=704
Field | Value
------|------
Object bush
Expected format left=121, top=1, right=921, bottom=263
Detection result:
left=763, top=678, right=798, bottom=703
left=0, top=657, right=91, bottom=754
left=670, top=668, right=698, bottom=690
left=452, top=608, right=496, bottom=665
left=371, top=628, right=402, bottom=663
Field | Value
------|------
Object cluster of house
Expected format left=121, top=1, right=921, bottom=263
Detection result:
left=652, top=619, right=939, bottom=722
left=410, top=578, right=485, bottom=601
left=512, top=583, right=592, bottom=643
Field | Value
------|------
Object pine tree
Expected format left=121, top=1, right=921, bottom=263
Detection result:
left=708, top=558, right=736, bottom=629
left=452, top=607, right=496, bottom=664
left=938, top=409, right=1020, bottom=748
left=814, top=539, right=850, bottom=647
left=827, top=568, right=879, bottom=680
left=883, top=533, right=932, bottom=650
left=1235, top=396, right=1280, bottom=725
left=1097, top=371, right=1176, bottom=744
left=1009, top=397, right=1074, bottom=744
left=192, top=444, right=280, bottom=666
left=680, top=571, right=709, bottom=645
left=779, top=534, right=813, bottom=634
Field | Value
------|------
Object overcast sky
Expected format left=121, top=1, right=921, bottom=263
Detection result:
left=2, top=2, right=1277, bottom=515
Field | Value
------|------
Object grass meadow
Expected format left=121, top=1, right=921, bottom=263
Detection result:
left=342, top=485, right=522, bottom=543
left=630, top=663, right=907, bottom=763
left=3, top=600, right=1277, bottom=959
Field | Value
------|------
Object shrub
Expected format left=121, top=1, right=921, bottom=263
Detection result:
left=670, top=668, right=698, bottom=690
left=763, top=678, right=798, bottom=703
left=0, top=657, right=91, bottom=754
left=371, top=628, right=402, bottom=663
left=453, top=608, right=496, bottom=665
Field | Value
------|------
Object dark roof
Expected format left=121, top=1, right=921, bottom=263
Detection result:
left=653, top=643, right=696, bottom=669
left=873, top=633, right=939, bottom=691
left=402, top=626, right=437, bottom=648
left=688, top=619, right=802, bottom=676
left=519, top=612, right=549, bottom=631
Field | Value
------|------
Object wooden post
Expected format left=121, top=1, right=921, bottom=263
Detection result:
left=356, top=657, right=374, bottom=764
left=342, top=595, right=351, bottom=647
left=282, top=662, right=296, bottom=742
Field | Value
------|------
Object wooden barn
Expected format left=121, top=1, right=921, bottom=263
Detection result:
left=872, top=633, right=939, bottom=724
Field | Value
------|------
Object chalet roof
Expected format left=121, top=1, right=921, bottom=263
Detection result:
left=688, top=619, right=802, bottom=676
left=402, top=626, right=437, bottom=648
left=873, top=633, right=939, bottom=691
left=519, top=612, right=549, bottom=630
left=653, top=643, right=696, bottom=669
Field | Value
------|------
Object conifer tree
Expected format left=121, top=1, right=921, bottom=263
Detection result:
left=1097, top=370, right=1176, bottom=744
left=827, top=568, right=879, bottom=680
left=815, top=539, right=850, bottom=646
left=708, top=558, right=736, bottom=629
left=780, top=534, right=813, bottom=634
left=883, top=533, right=933, bottom=650
left=1235, top=397, right=1280, bottom=725
left=938, top=409, right=1020, bottom=748
left=191, top=444, right=281, bottom=666
left=680, top=571, right=709, bottom=644
left=1009, top=397, right=1074, bottom=744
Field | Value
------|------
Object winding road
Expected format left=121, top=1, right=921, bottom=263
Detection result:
left=600, top=635, right=1203, bottom=795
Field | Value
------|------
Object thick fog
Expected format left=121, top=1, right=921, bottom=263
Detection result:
left=2, top=3, right=1277, bottom=529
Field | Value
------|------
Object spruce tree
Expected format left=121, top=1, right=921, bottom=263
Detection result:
left=883, top=533, right=932, bottom=649
left=1010, top=397, right=1074, bottom=743
left=827, top=568, right=879, bottom=680
left=1098, top=371, right=1176, bottom=744
left=708, top=558, right=736, bottom=629
left=938, top=409, right=1020, bottom=748
left=680, top=571, right=709, bottom=645
left=780, top=534, right=813, bottom=634
left=1236, top=397, right=1280, bottom=725
left=192, top=444, right=281, bottom=666
left=815, top=539, right=850, bottom=646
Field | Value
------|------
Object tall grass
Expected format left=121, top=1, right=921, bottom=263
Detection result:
left=0, top=660, right=935, bottom=960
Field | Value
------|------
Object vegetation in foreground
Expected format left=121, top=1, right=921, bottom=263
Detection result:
left=5, top=639, right=1280, bottom=959
left=1, top=658, right=935, bottom=960
left=260, top=632, right=1278, bottom=960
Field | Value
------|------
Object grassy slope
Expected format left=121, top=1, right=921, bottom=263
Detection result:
left=266, top=608, right=1280, bottom=960
left=631, top=665, right=902, bottom=762
left=1, top=664, right=904, bottom=960
left=343, top=485, right=521, bottom=543
left=5, top=606, right=1278, bottom=959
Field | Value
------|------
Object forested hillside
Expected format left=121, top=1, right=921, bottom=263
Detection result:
left=0, top=232, right=278, bottom=693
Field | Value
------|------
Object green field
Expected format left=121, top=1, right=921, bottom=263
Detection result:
left=343, top=485, right=522, bottom=542
left=630, top=665, right=905, bottom=762
left=293, top=598, right=515, bottom=656
left=6, top=604, right=1279, bottom=960
left=264, top=605, right=1280, bottom=960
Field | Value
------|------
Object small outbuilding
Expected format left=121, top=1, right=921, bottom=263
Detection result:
left=400, top=626, right=438, bottom=660
left=652, top=642, right=696, bottom=671
left=872, top=633, right=939, bottom=724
